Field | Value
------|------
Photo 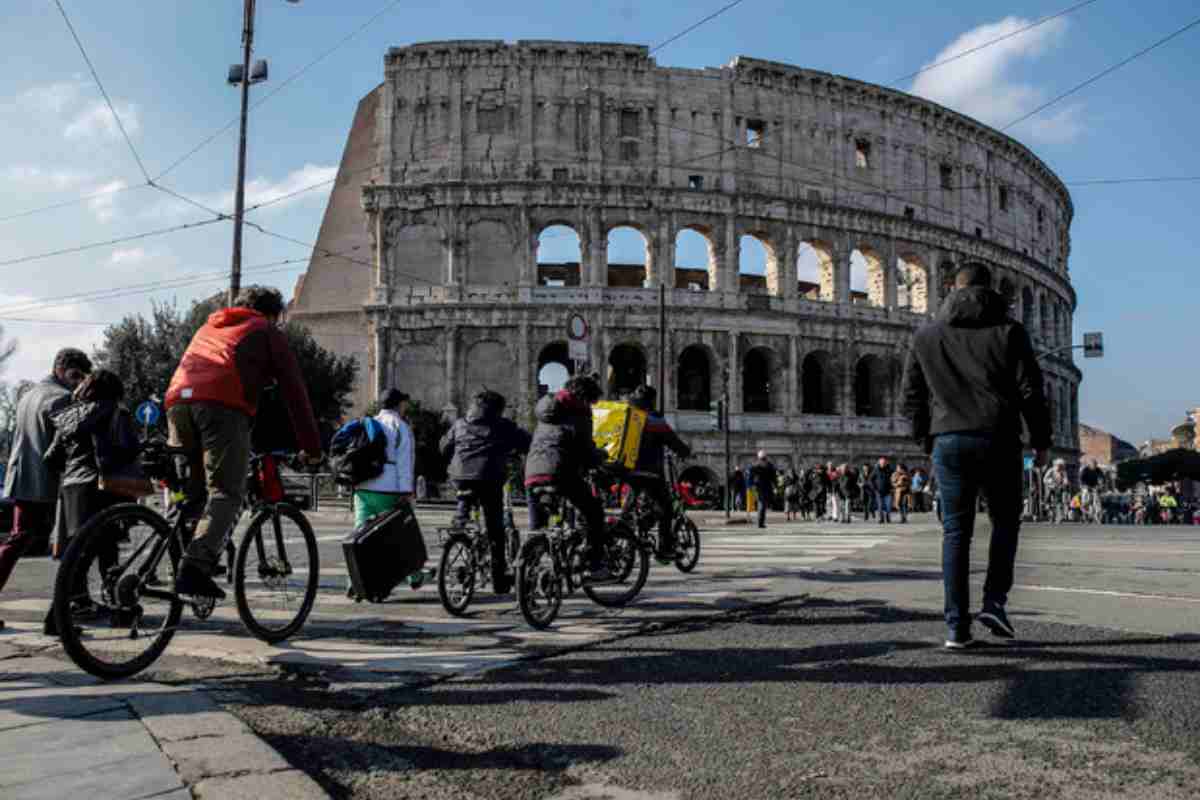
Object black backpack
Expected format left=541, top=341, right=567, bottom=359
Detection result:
left=329, top=417, right=388, bottom=488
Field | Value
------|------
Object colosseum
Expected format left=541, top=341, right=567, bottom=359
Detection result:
left=291, top=39, right=1082, bottom=489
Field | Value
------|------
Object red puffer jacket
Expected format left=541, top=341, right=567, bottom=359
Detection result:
left=165, top=308, right=320, bottom=453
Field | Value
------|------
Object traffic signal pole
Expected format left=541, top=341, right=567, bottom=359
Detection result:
left=723, top=367, right=731, bottom=519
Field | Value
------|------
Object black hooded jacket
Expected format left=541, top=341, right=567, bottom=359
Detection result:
left=902, top=287, right=1051, bottom=451
left=44, top=399, right=139, bottom=488
left=523, top=390, right=603, bottom=485
left=439, top=394, right=531, bottom=483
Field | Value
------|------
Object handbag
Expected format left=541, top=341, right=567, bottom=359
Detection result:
left=97, top=409, right=154, bottom=499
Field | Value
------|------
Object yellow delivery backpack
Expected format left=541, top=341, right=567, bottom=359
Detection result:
left=592, top=401, right=647, bottom=470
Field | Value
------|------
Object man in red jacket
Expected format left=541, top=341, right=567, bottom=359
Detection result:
left=166, top=286, right=322, bottom=600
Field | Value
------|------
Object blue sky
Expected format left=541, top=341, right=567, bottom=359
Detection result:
left=0, top=1, right=1196, bottom=445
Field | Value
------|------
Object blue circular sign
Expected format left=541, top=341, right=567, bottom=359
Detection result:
left=136, top=401, right=161, bottom=427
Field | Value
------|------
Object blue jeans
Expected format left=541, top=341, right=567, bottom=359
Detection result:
left=932, top=433, right=1023, bottom=637
left=878, top=494, right=893, bottom=522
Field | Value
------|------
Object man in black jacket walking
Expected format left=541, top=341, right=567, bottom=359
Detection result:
left=749, top=451, right=777, bottom=529
left=902, top=263, right=1051, bottom=649
left=441, top=390, right=531, bottom=594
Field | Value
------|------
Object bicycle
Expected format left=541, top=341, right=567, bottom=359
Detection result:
left=620, top=454, right=701, bottom=573
left=436, top=485, right=522, bottom=616
left=52, top=439, right=322, bottom=680
left=515, top=472, right=650, bottom=630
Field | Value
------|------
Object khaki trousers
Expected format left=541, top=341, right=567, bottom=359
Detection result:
left=167, top=403, right=251, bottom=576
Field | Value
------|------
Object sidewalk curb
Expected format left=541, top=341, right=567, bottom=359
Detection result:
left=0, top=649, right=330, bottom=799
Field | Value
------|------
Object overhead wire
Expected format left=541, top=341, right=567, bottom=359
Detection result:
left=888, top=0, right=1103, bottom=86
left=153, top=0, right=406, bottom=181
left=1001, top=13, right=1200, bottom=130
left=52, top=0, right=152, bottom=184
left=0, top=217, right=225, bottom=269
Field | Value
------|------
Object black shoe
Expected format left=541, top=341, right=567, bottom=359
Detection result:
left=494, top=576, right=514, bottom=595
left=175, top=564, right=226, bottom=600
left=944, top=633, right=980, bottom=650
left=584, top=562, right=615, bottom=583
left=977, top=608, right=1016, bottom=639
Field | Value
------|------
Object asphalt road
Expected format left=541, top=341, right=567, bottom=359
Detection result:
left=4, top=510, right=1199, bottom=799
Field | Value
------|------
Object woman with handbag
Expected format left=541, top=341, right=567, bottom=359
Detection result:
left=43, top=370, right=143, bottom=636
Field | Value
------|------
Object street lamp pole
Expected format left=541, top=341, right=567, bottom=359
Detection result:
left=229, top=0, right=256, bottom=307
left=722, top=367, right=731, bottom=519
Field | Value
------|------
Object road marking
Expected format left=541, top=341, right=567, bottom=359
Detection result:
left=1015, top=584, right=1200, bottom=604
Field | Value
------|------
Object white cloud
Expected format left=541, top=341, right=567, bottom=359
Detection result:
left=0, top=296, right=104, bottom=385
left=109, top=247, right=147, bottom=266
left=13, top=81, right=86, bottom=114
left=3, top=164, right=92, bottom=189
left=911, top=17, right=1082, bottom=144
left=64, top=100, right=141, bottom=141
left=194, top=164, right=339, bottom=215
left=88, top=179, right=128, bottom=222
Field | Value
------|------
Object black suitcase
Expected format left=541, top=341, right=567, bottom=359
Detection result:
left=342, top=502, right=427, bottom=602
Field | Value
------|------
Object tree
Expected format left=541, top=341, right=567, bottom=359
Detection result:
left=0, top=324, right=16, bottom=375
left=95, top=296, right=358, bottom=441
left=0, top=380, right=34, bottom=463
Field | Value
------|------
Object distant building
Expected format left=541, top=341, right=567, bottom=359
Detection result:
left=1078, top=423, right=1137, bottom=465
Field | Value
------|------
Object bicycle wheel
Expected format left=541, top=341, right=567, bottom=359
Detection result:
left=54, top=504, right=183, bottom=681
left=516, top=534, right=561, bottom=630
left=583, top=522, right=649, bottom=608
left=234, top=504, right=319, bottom=644
left=673, top=517, right=701, bottom=573
left=437, top=532, right=477, bottom=616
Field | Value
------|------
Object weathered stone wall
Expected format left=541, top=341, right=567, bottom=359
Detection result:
left=291, top=40, right=1082, bottom=470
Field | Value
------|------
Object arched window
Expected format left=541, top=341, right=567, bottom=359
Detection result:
left=998, top=278, right=1016, bottom=314
left=801, top=351, right=837, bottom=415
left=536, top=225, right=583, bottom=287
left=855, top=355, right=889, bottom=417
left=607, top=343, right=647, bottom=398
left=537, top=342, right=574, bottom=397
left=797, top=241, right=835, bottom=301
left=677, top=345, right=712, bottom=410
left=743, top=348, right=773, bottom=412
left=606, top=225, right=649, bottom=288
left=674, top=228, right=714, bottom=291
left=897, top=254, right=930, bottom=313
left=739, top=235, right=776, bottom=296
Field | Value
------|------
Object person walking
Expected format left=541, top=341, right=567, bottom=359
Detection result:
left=165, top=286, right=322, bottom=601
left=439, top=389, right=531, bottom=594
left=859, top=463, right=875, bottom=522
left=902, top=263, right=1051, bottom=649
left=749, top=451, right=777, bottom=529
left=730, top=468, right=746, bottom=512
left=0, top=348, right=92, bottom=631
left=42, top=369, right=139, bottom=636
left=911, top=468, right=926, bottom=513
left=354, top=389, right=428, bottom=589
left=892, top=463, right=912, bottom=523
left=869, top=456, right=895, bottom=523
left=783, top=466, right=801, bottom=521
left=838, top=463, right=860, bottom=524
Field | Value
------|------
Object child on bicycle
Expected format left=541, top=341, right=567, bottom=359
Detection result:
left=439, top=389, right=531, bottom=594
left=524, top=374, right=613, bottom=581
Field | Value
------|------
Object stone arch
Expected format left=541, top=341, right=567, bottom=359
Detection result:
left=674, top=227, right=713, bottom=291
left=463, top=339, right=517, bottom=405
left=897, top=253, right=930, bottom=313
left=801, top=350, right=838, bottom=415
left=998, top=277, right=1016, bottom=315
left=854, top=354, right=889, bottom=417
left=535, top=223, right=583, bottom=287
left=393, top=333, right=446, bottom=409
left=738, top=233, right=779, bottom=296
left=466, top=219, right=516, bottom=286
left=606, top=224, right=650, bottom=288
left=938, top=260, right=956, bottom=304
left=607, top=341, right=648, bottom=398
left=798, top=240, right=835, bottom=301
left=1052, top=302, right=1063, bottom=349
left=537, top=341, right=574, bottom=397
left=387, top=222, right=444, bottom=286
left=851, top=246, right=885, bottom=307
left=742, top=346, right=777, bottom=413
left=1039, top=291, right=1053, bottom=342
left=677, top=343, right=714, bottom=411
left=1022, top=286, right=1035, bottom=328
